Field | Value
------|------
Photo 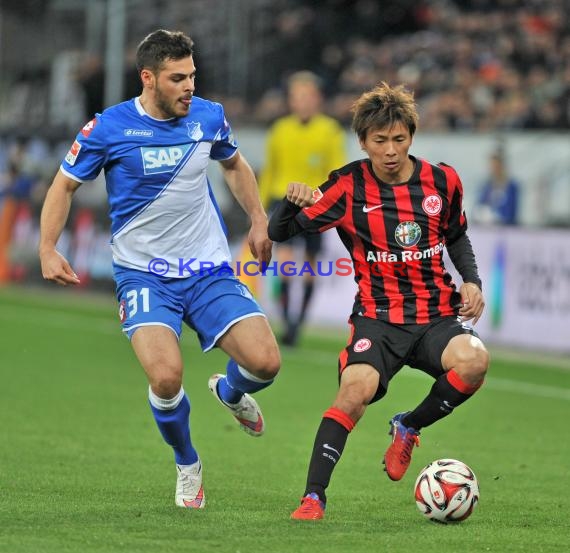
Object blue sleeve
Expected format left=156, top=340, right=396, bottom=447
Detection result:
left=209, top=104, right=238, bottom=161
left=61, top=116, right=107, bottom=182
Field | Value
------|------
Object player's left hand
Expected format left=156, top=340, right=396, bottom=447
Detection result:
left=458, top=282, right=485, bottom=324
left=248, top=221, right=273, bottom=265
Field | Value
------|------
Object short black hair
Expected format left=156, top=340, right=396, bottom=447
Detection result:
left=135, top=29, right=194, bottom=74
left=351, top=82, right=418, bottom=141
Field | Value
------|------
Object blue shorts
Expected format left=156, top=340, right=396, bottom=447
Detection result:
left=114, top=264, right=265, bottom=351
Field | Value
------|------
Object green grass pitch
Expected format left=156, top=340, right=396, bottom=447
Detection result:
left=0, top=286, right=569, bottom=553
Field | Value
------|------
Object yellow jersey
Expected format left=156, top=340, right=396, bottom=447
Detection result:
left=259, top=113, right=346, bottom=208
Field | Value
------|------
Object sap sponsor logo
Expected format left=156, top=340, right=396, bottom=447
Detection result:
left=65, top=140, right=82, bottom=166
left=124, top=128, right=154, bottom=137
left=366, top=242, right=444, bottom=263
left=81, top=118, right=97, bottom=137
left=141, top=144, right=191, bottom=174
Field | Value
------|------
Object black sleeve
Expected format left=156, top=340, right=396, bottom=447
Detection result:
left=268, top=199, right=304, bottom=242
left=446, top=233, right=482, bottom=291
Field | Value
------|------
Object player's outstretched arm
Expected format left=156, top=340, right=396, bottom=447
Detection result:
left=39, top=170, right=81, bottom=286
left=268, top=182, right=315, bottom=243
left=220, top=152, right=272, bottom=264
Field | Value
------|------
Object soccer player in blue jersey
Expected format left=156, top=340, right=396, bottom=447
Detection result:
left=39, top=29, right=280, bottom=509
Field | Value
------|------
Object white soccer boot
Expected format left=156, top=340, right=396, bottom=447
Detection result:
left=175, top=460, right=205, bottom=508
left=208, top=374, right=265, bottom=436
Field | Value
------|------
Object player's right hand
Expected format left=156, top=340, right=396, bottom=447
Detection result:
left=39, top=249, right=81, bottom=286
left=458, top=282, right=484, bottom=324
left=286, top=182, right=316, bottom=208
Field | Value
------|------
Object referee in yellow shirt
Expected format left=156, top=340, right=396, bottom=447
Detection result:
left=259, top=71, right=346, bottom=346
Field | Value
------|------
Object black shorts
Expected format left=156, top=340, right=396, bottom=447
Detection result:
left=338, top=315, right=478, bottom=403
left=268, top=199, right=323, bottom=256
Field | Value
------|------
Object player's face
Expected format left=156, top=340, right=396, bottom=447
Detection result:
left=147, top=57, right=196, bottom=119
left=360, top=121, right=415, bottom=184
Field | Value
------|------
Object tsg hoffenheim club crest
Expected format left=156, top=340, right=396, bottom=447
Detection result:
left=187, top=122, right=203, bottom=141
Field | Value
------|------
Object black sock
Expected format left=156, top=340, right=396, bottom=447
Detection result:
left=280, top=279, right=290, bottom=324
left=403, top=370, right=478, bottom=431
left=298, top=280, right=315, bottom=324
left=304, top=416, right=352, bottom=504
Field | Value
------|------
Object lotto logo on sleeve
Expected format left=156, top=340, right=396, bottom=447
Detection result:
left=65, top=140, right=82, bottom=166
left=81, top=118, right=97, bottom=137
left=141, top=144, right=192, bottom=174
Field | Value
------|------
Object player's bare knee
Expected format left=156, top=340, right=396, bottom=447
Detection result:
left=446, top=336, right=488, bottom=380
left=257, top=357, right=281, bottom=380
left=263, top=342, right=282, bottom=377
left=471, top=346, right=490, bottom=380
left=453, top=343, right=489, bottom=384
left=151, top=374, right=183, bottom=398
left=244, top=346, right=281, bottom=380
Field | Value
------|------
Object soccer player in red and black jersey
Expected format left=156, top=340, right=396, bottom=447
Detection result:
left=268, top=82, right=490, bottom=520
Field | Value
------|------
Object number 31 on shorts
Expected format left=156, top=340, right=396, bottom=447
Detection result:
left=119, top=287, right=150, bottom=321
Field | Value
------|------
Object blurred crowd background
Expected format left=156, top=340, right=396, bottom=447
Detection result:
left=0, top=0, right=569, bottom=291
left=2, top=0, right=570, bottom=132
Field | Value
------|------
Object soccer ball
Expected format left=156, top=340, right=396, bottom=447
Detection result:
left=414, top=458, right=479, bottom=523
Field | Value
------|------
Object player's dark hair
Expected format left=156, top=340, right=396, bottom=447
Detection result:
left=351, top=82, right=418, bottom=141
left=136, top=29, right=194, bottom=74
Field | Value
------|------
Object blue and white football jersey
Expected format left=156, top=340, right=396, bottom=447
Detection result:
left=61, top=96, right=238, bottom=277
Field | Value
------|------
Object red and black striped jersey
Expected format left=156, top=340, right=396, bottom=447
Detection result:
left=296, top=156, right=469, bottom=324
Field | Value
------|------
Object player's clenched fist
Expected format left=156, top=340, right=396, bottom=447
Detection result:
left=286, top=182, right=315, bottom=208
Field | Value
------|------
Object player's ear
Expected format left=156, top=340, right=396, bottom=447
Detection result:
left=140, top=69, right=155, bottom=89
